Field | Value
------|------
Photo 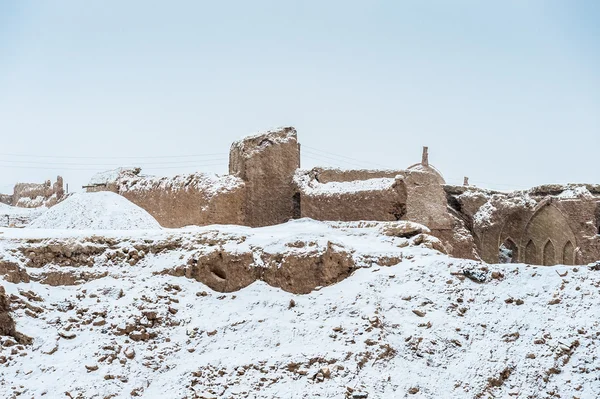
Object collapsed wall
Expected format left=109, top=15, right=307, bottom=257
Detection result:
left=87, top=169, right=245, bottom=228
left=1, top=176, right=65, bottom=208
left=0, top=194, right=12, bottom=206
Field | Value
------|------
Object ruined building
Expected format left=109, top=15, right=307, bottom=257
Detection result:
left=0, top=176, right=65, bottom=208
left=83, top=127, right=599, bottom=266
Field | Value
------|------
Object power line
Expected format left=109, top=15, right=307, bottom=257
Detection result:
left=0, top=152, right=228, bottom=160
left=302, top=154, right=346, bottom=169
left=302, top=145, right=393, bottom=169
left=0, top=157, right=227, bottom=167
left=0, top=162, right=226, bottom=171
left=302, top=149, right=383, bottom=170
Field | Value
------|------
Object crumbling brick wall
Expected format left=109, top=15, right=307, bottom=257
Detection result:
left=447, top=185, right=600, bottom=265
left=229, top=127, right=300, bottom=227
left=11, top=176, right=64, bottom=208
left=0, top=194, right=12, bottom=206
left=87, top=168, right=246, bottom=227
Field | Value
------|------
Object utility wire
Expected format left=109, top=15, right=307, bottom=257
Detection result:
left=0, top=157, right=227, bottom=167
left=0, top=162, right=226, bottom=171
left=0, top=152, right=227, bottom=160
left=302, top=149, right=383, bottom=170
left=302, top=145, right=393, bottom=169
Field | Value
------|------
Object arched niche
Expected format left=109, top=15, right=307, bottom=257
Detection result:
left=524, top=240, right=537, bottom=264
left=522, top=202, right=577, bottom=265
left=542, top=240, right=556, bottom=266
left=499, top=238, right=519, bottom=263
left=562, top=241, right=575, bottom=265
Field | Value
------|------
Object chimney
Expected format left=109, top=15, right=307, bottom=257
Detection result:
left=421, top=146, right=429, bottom=167
left=463, top=176, right=469, bottom=186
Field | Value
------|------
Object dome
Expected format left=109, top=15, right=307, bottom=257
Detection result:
left=406, top=163, right=446, bottom=185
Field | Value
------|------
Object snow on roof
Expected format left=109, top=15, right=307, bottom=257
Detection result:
left=119, top=172, right=244, bottom=197
left=556, top=185, right=594, bottom=199
left=230, top=127, right=297, bottom=158
left=89, top=168, right=243, bottom=198
left=88, top=167, right=141, bottom=186
left=295, top=172, right=396, bottom=196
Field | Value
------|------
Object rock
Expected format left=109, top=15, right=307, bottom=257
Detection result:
left=124, top=346, right=135, bottom=359
left=92, top=318, right=106, bottom=326
left=58, top=330, right=76, bottom=340
left=463, top=269, right=488, bottom=283
left=412, top=309, right=426, bottom=317
left=381, top=222, right=430, bottom=238
left=412, top=234, right=448, bottom=254
left=40, top=339, right=58, bottom=355
left=85, top=364, right=99, bottom=372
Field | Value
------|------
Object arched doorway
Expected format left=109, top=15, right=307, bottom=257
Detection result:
left=499, top=238, right=519, bottom=263
left=543, top=240, right=556, bottom=266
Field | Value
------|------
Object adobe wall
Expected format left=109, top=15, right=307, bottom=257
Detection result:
left=80, top=127, right=599, bottom=267
left=0, top=194, right=12, bottom=206
left=295, top=171, right=407, bottom=221
left=229, top=127, right=300, bottom=227
left=448, top=185, right=600, bottom=265
left=308, top=167, right=405, bottom=184
left=87, top=168, right=245, bottom=228
left=4, top=176, right=65, bottom=208
left=295, top=167, right=480, bottom=260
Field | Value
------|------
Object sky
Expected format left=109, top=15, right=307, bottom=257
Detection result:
left=0, top=0, right=598, bottom=193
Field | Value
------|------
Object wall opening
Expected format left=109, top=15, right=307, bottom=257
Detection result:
left=499, top=238, right=518, bottom=263
left=542, top=240, right=556, bottom=266
left=524, top=240, right=537, bottom=264
left=562, top=241, right=575, bottom=265
left=292, top=192, right=301, bottom=219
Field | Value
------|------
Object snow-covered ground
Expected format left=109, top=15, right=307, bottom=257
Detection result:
left=0, top=203, right=46, bottom=228
left=1, top=219, right=599, bottom=399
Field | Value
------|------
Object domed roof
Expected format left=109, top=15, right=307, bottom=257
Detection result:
left=406, top=163, right=446, bottom=185
left=407, top=146, right=446, bottom=184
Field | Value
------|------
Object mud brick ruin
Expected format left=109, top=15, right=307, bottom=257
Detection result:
left=4, top=127, right=598, bottom=266
left=0, top=177, right=64, bottom=209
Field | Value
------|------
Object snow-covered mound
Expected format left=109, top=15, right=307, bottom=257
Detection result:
left=28, top=192, right=161, bottom=230
left=0, top=221, right=598, bottom=398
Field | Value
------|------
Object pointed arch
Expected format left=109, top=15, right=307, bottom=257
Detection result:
left=562, top=241, right=575, bottom=265
left=524, top=240, right=537, bottom=264
left=543, top=240, right=556, bottom=266
left=499, top=238, right=519, bottom=263
left=522, top=203, right=578, bottom=265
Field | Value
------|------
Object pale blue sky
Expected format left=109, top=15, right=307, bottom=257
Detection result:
left=0, top=0, right=598, bottom=193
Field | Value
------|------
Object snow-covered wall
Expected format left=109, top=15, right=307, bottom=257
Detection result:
left=87, top=168, right=246, bottom=228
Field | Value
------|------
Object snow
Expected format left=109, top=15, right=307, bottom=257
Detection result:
left=0, top=203, right=46, bottom=227
left=1, top=219, right=599, bottom=398
left=231, top=127, right=297, bottom=157
left=118, top=172, right=243, bottom=197
left=295, top=173, right=397, bottom=196
left=557, top=185, right=594, bottom=199
left=89, top=168, right=243, bottom=198
left=88, top=167, right=139, bottom=186
left=28, top=192, right=161, bottom=230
